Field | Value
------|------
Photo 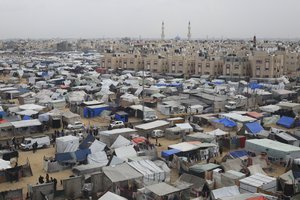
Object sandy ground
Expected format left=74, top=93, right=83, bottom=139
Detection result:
left=0, top=147, right=73, bottom=196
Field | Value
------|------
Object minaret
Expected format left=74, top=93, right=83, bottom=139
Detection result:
left=187, top=21, right=191, bottom=41
left=161, top=21, right=165, bottom=40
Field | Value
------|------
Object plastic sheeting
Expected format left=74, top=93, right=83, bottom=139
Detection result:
left=214, top=118, right=237, bottom=128
left=245, top=122, right=264, bottom=135
left=276, top=116, right=295, bottom=128
left=87, top=151, right=108, bottom=165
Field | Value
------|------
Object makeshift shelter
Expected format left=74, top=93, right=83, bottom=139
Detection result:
left=188, top=163, right=222, bottom=179
left=110, top=135, right=131, bottom=149
left=276, top=116, right=295, bottom=128
left=164, top=126, right=184, bottom=140
left=246, top=139, right=300, bottom=161
left=115, top=111, right=129, bottom=123
left=62, top=111, right=81, bottom=126
left=98, top=191, right=127, bottom=200
left=184, top=132, right=216, bottom=143
left=143, top=182, right=182, bottom=200
left=102, top=163, right=143, bottom=197
left=87, top=151, right=108, bottom=165
left=135, top=120, right=169, bottom=136
left=244, top=122, right=264, bottom=135
left=174, top=173, right=206, bottom=197
left=211, top=186, right=240, bottom=200
left=259, top=105, right=281, bottom=113
left=56, top=135, right=79, bottom=153
left=128, top=160, right=168, bottom=185
left=114, top=145, right=137, bottom=161
left=239, top=173, right=277, bottom=193
left=11, top=119, right=42, bottom=134
left=214, top=118, right=237, bottom=128
left=175, top=123, right=193, bottom=133
left=83, top=104, right=110, bottom=118
left=99, top=128, right=137, bottom=146
left=221, top=170, right=246, bottom=187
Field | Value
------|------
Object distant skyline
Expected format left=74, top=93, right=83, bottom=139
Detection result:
left=0, top=0, right=300, bottom=39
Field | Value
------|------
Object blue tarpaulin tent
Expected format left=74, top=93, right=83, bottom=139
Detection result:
left=161, top=149, right=181, bottom=158
left=229, top=150, right=248, bottom=158
left=79, top=134, right=95, bottom=150
left=75, top=149, right=91, bottom=161
left=23, top=115, right=32, bottom=120
left=55, top=152, right=75, bottom=162
left=249, top=82, right=263, bottom=90
left=276, top=116, right=295, bottom=128
left=245, top=122, right=264, bottom=135
left=83, top=105, right=110, bottom=118
left=115, top=111, right=129, bottom=123
left=214, top=118, right=237, bottom=128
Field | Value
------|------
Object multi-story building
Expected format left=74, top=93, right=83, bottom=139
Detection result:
left=223, top=54, right=249, bottom=77
left=249, top=51, right=284, bottom=78
left=284, top=52, right=299, bottom=77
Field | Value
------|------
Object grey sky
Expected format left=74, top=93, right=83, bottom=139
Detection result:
left=0, top=0, right=299, bottom=39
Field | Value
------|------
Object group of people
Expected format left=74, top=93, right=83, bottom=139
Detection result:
left=38, top=174, right=58, bottom=191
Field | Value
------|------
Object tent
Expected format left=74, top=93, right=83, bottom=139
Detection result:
left=56, top=135, right=79, bottom=153
left=214, top=118, right=237, bottom=128
left=175, top=123, right=193, bottom=133
left=245, top=122, right=264, bottom=135
left=207, top=129, right=228, bottom=136
left=103, top=163, right=143, bottom=183
left=161, top=149, right=181, bottom=159
left=110, top=135, right=131, bottom=149
left=98, top=191, right=127, bottom=200
left=229, top=150, right=248, bottom=159
left=87, top=151, right=108, bottom=165
left=211, top=186, right=240, bottom=200
left=89, top=140, right=106, bottom=154
left=115, top=145, right=137, bottom=161
left=276, top=116, right=295, bottom=128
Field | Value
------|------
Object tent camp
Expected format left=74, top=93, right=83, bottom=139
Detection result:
left=110, top=135, right=131, bottom=149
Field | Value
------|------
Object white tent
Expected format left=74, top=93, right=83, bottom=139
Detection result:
left=56, top=135, right=79, bottom=153
left=89, top=140, right=106, bottom=154
left=211, top=186, right=240, bottom=200
left=98, top=192, right=127, bottom=200
left=0, top=159, right=11, bottom=170
left=207, top=129, right=228, bottom=136
left=115, top=145, right=137, bottom=161
left=87, top=151, right=108, bottom=165
left=128, top=160, right=166, bottom=185
left=110, top=135, right=131, bottom=149
left=175, top=123, right=193, bottom=133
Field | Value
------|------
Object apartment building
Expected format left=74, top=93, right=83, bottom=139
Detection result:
left=249, top=51, right=284, bottom=78
left=223, top=54, right=250, bottom=77
left=284, top=52, right=299, bottom=77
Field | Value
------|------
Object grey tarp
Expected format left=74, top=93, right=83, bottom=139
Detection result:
left=103, top=163, right=143, bottom=183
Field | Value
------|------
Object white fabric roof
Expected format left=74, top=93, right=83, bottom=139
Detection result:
left=0, top=159, right=11, bottom=170
left=212, top=186, right=240, bottom=199
left=11, top=119, right=41, bottom=128
left=87, top=151, right=108, bottom=165
left=16, top=110, right=38, bottom=116
left=98, top=192, right=127, bottom=200
left=146, top=182, right=179, bottom=196
left=110, top=135, right=131, bottom=149
left=175, top=123, right=193, bottom=131
left=239, top=173, right=276, bottom=187
left=207, top=128, right=228, bottom=136
left=89, top=140, right=106, bottom=154
left=103, top=163, right=143, bottom=183
left=100, top=128, right=136, bottom=135
left=135, top=120, right=169, bottom=130
left=169, top=142, right=201, bottom=152
left=259, top=105, right=281, bottom=113
left=222, top=113, right=256, bottom=123
left=115, top=145, right=137, bottom=160
left=19, top=104, right=45, bottom=111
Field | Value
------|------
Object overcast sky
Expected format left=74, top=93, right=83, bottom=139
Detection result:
left=0, top=0, right=299, bottom=39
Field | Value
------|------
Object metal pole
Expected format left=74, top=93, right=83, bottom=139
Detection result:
left=142, top=53, right=145, bottom=120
